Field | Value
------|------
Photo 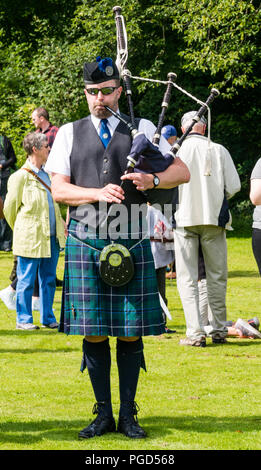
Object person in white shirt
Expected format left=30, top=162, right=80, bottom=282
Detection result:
left=174, top=111, right=241, bottom=347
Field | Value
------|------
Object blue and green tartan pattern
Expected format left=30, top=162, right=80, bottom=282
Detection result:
left=59, top=219, right=165, bottom=337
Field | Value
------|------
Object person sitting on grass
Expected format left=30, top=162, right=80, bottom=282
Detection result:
left=226, top=318, right=261, bottom=339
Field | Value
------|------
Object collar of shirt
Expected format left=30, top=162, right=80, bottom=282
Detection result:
left=36, top=125, right=48, bottom=134
left=91, top=112, right=120, bottom=137
left=186, top=132, right=206, bottom=138
left=27, top=159, right=45, bottom=174
left=38, top=123, right=54, bottom=134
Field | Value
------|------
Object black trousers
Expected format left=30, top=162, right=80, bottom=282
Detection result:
left=252, top=228, right=261, bottom=276
left=0, top=178, right=12, bottom=251
left=156, top=267, right=167, bottom=305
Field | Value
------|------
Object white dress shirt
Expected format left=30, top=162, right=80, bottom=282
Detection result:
left=45, top=112, right=170, bottom=177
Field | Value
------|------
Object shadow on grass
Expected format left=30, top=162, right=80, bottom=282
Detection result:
left=0, top=415, right=260, bottom=444
left=0, top=329, right=63, bottom=337
left=228, top=270, right=259, bottom=278
left=208, top=339, right=261, bottom=347
left=0, top=347, right=79, bottom=354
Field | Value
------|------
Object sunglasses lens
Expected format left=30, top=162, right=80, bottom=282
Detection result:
left=101, top=87, right=114, bottom=95
left=87, top=88, right=99, bottom=95
left=86, top=87, right=116, bottom=95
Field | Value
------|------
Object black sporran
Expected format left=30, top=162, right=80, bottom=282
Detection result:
left=99, top=242, right=135, bottom=287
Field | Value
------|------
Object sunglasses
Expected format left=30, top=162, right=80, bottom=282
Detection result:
left=86, top=86, right=118, bottom=96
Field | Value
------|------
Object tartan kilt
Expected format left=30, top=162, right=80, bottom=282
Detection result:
left=59, top=219, right=165, bottom=337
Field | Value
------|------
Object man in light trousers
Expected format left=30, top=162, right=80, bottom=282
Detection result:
left=174, top=111, right=241, bottom=347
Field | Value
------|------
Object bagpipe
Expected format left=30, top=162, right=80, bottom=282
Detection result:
left=110, top=5, right=220, bottom=187
left=98, top=5, right=221, bottom=289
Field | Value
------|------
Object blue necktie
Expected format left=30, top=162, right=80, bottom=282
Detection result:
left=99, top=119, right=111, bottom=148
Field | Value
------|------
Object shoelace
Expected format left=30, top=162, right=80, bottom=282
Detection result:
left=92, top=401, right=108, bottom=415
left=131, top=401, right=140, bottom=417
left=120, top=401, right=140, bottom=423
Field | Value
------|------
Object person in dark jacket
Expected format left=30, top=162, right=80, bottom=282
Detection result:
left=0, top=134, right=16, bottom=251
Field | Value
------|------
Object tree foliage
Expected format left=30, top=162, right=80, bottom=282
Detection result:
left=0, top=0, right=260, bottom=208
left=170, top=0, right=260, bottom=95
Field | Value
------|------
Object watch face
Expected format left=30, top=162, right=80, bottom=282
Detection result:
left=154, top=176, right=160, bottom=187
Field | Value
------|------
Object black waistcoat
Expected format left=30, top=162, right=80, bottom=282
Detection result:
left=69, top=114, right=147, bottom=224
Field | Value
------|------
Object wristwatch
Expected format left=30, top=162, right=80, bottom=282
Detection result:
left=152, top=174, right=160, bottom=188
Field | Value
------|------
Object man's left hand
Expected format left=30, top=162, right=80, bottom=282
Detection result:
left=121, top=172, right=154, bottom=191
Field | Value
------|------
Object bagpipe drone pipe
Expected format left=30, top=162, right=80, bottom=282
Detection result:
left=110, top=6, right=220, bottom=207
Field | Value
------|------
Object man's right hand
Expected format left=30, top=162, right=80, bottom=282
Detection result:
left=98, top=184, right=125, bottom=204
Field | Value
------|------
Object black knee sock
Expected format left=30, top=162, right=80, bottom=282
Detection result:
left=116, top=337, right=146, bottom=416
left=81, top=338, right=113, bottom=417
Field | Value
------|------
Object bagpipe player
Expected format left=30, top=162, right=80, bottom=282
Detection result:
left=45, top=56, right=190, bottom=439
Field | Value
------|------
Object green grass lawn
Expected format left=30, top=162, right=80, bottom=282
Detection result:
left=0, top=234, right=260, bottom=450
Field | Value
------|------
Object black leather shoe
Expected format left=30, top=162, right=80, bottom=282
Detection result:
left=212, top=337, right=227, bottom=344
left=165, top=327, right=176, bottom=334
left=79, top=403, right=116, bottom=439
left=117, top=402, right=146, bottom=439
left=118, top=414, right=147, bottom=438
